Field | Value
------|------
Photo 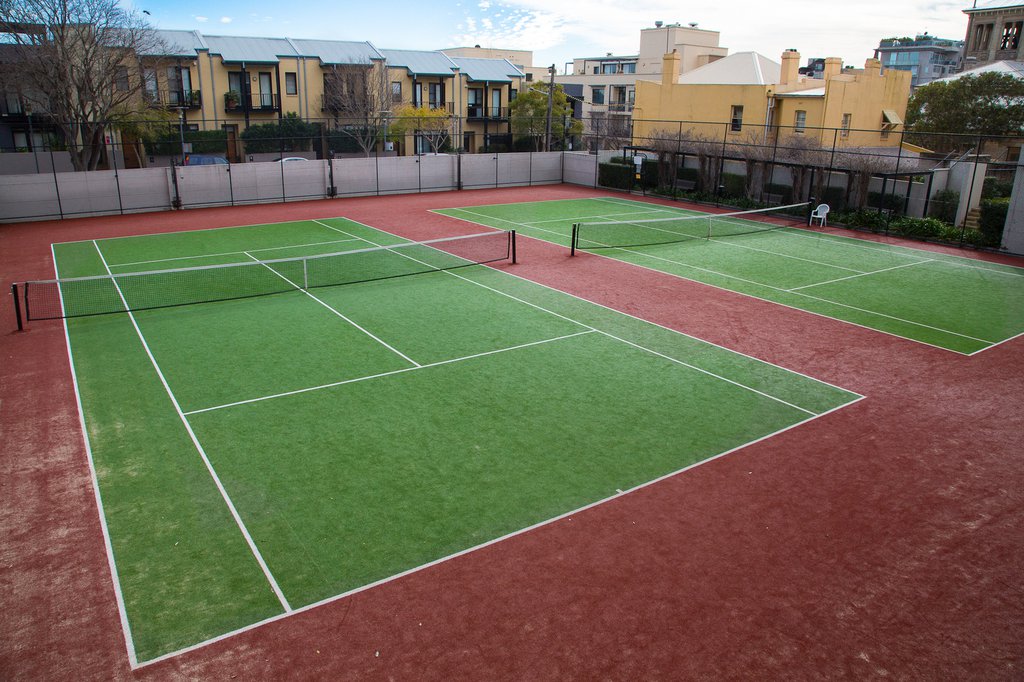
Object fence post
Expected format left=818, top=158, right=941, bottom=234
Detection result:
left=50, top=148, right=64, bottom=219
left=960, top=133, right=984, bottom=245
left=112, top=138, right=124, bottom=215
left=170, top=159, right=182, bottom=209
left=327, top=150, right=337, bottom=197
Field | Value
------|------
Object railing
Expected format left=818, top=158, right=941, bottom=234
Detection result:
left=408, top=101, right=455, bottom=113
left=146, top=90, right=202, bottom=109
left=225, top=92, right=280, bottom=113
left=466, top=106, right=509, bottom=120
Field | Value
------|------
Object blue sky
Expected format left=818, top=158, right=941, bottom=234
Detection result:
left=131, top=0, right=973, bottom=72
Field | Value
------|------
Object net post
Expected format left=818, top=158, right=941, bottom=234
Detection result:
left=302, top=257, right=309, bottom=290
left=11, top=283, right=23, bottom=331
left=706, top=215, right=713, bottom=239
left=510, top=230, right=517, bottom=264
left=570, top=223, right=578, bottom=256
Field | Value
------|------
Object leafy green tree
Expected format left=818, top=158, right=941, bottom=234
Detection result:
left=509, top=83, right=583, bottom=151
left=388, top=104, right=453, bottom=153
left=907, top=72, right=1024, bottom=151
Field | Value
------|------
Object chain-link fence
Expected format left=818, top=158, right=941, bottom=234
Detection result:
left=0, top=114, right=1019, bottom=254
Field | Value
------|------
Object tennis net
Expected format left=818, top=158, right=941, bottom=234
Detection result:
left=13, top=230, right=515, bottom=327
left=570, top=203, right=810, bottom=253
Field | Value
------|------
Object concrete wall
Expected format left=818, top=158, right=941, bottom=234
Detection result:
left=1003, top=162, right=1024, bottom=254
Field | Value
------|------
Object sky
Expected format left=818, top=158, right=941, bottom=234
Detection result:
left=131, top=0, right=974, bottom=73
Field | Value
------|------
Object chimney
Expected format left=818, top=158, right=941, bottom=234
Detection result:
left=863, top=57, right=882, bottom=76
left=823, top=57, right=843, bottom=80
left=780, top=49, right=800, bottom=85
left=662, top=50, right=681, bottom=86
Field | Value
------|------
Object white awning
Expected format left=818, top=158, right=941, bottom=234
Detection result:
left=882, top=109, right=904, bottom=125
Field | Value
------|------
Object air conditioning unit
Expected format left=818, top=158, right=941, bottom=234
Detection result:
left=384, top=141, right=395, bottom=152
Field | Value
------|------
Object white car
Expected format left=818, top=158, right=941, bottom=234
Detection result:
left=275, top=157, right=310, bottom=163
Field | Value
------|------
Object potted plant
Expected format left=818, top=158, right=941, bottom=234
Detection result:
left=224, top=90, right=240, bottom=109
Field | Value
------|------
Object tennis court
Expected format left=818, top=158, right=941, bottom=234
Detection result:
left=436, top=198, right=1024, bottom=354
left=31, top=215, right=860, bottom=665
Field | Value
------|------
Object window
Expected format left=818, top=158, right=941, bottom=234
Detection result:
left=622, top=62, right=636, bottom=74
left=592, top=86, right=605, bottom=105
left=143, top=68, right=157, bottom=99
left=115, top=66, right=129, bottom=92
left=509, top=87, right=517, bottom=101
left=429, top=82, right=443, bottom=107
left=391, top=81, right=402, bottom=104
left=841, top=113, right=851, bottom=137
left=285, top=72, right=297, bottom=95
left=730, top=105, right=743, bottom=132
left=973, top=23, right=993, bottom=50
left=1001, top=21, right=1022, bottom=50
left=795, top=110, right=806, bottom=133
left=602, top=63, right=617, bottom=74
left=491, top=88, right=501, bottom=117
left=593, top=66, right=599, bottom=74
left=1008, top=146, right=1021, bottom=163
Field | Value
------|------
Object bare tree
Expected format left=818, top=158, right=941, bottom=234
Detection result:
left=726, top=132, right=775, bottom=201
left=643, top=128, right=681, bottom=188
left=323, top=62, right=392, bottom=157
left=835, top=148, right=900, bottom=209
left=587, top=112, right=631, bottom=151
left=0, top=0, right=165, bottom=170
left=776, top=135, right=830, bottom=203
left=677, top=129, right=722, bottom=192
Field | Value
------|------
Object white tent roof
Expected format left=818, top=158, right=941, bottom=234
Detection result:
left=937, top=60, right=1024, bottom=81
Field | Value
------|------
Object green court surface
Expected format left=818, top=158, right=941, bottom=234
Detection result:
left=54, top=217, right=859, bottom=664
left=436, top=198, right=1024, bottom=354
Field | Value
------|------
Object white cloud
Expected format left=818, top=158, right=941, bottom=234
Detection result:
left=220, top=16, right=232, bottom=24
left=194, top=15, right=208, bottom=22
left=478, top=1, right=491, bottom=8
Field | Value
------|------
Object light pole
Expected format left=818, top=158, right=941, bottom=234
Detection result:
left=177, top=107, right=186, bottom=165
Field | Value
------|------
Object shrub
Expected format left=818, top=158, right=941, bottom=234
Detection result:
left=982, top=177, right=1013, bottom=199
left=831, top=209, right=889, bottom=231
left=888, top=216, right=947, bottom=239
left=598, top=162, right=634, bottom=190
left=868, top=191, right=905, bottom=212
left=929, top=189, right=959, bottom=224
left=979, top=198, right=1009, bottom=246
left=147, top=128, right=228, bottom=156
left=241, top=113, right=317, bottom=153
left=720, top=172, right=745, bottom=198
left=765, top=183, right=793, bottom=204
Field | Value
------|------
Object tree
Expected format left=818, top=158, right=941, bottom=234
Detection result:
left=323, top=62, right=392, bottom=157
left=509, top=83, right=581, bottom=151
left=0, top=0, right=165, bottom=170
left=906, top=72, right=1024, bottom=151
left=726, top=132, right=775, bottom=200
left=240, top=112, right=317, bottom=153
left=777, top=135, right=830, bottom=203
left=388, top=104, right=453, bottom=154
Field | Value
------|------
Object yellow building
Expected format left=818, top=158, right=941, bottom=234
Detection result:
left=633, top=49, right=912, bottom=149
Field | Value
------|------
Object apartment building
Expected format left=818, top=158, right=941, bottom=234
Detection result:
left=557, top=23, right=727, bottom=118
left=633, top=49, right=912, bottom=150
left=874, top=33, right=964, bottom=87
left=121, top=30, right=525, bottom=157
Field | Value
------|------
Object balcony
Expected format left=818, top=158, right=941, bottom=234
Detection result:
left=146, top=90, right=202, bottom=109
left=408, top=101, right=455, bottom=113
left=225, top=92, right=280, bottom=113
left=466, top=106, right=509, bottom=121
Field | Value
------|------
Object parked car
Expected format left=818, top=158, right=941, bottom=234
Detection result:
left=274, top=157, right=310, bottom=163
left=183, top=154, right=228, bottom=166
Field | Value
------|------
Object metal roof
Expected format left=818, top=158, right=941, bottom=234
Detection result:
left=203, top=35, right=298, bottom=63
left=936, top=59, right=1024, bottom=81
left=449, top=57, right=524, bottom=82
left=291, top=39, right=383, bottom=65
left=142, top=30, right=207, bottom=57
left=965, top=1, right=1024, bottom=11
left=775, top=87, right=826, bottom=97
left=380, top=49, right=457, bottom=76
left=676, top=51, right=781, bottom=85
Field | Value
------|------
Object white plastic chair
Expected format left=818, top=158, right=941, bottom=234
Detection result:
left=810, top=203, right=830, bottom=227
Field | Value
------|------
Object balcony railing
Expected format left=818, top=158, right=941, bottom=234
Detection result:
left=408, top=101, right=455, bottom=113
left=466, top=106, right=509, bottom=120
left=225, top=92, right=280, bottom=113
left=146, top=90, right=202, bottom=109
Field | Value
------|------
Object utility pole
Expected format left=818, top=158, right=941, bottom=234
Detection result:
left=544, top=64, right=555, bottom=152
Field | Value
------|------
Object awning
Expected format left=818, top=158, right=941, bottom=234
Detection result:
left=882, top=109, right=904, bottom=125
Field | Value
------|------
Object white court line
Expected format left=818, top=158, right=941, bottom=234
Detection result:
left=318, top=217, right=825, bottom=416
left=53, top=244, right=140, bottom=668
left=138, top=392, right=864, bottom=670
left=242, top=251, right=421, bottom=368
left=112, top=237, right=362, bottom=268
left=91, top=240, right=293, bottom=615
left=440, top=207, right=997, bottom=350
left=787, top=259, right=935, bottom=292
left=185, top=330, right=595, bottom=415
left=593, top=196, right=1024, bottom=276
